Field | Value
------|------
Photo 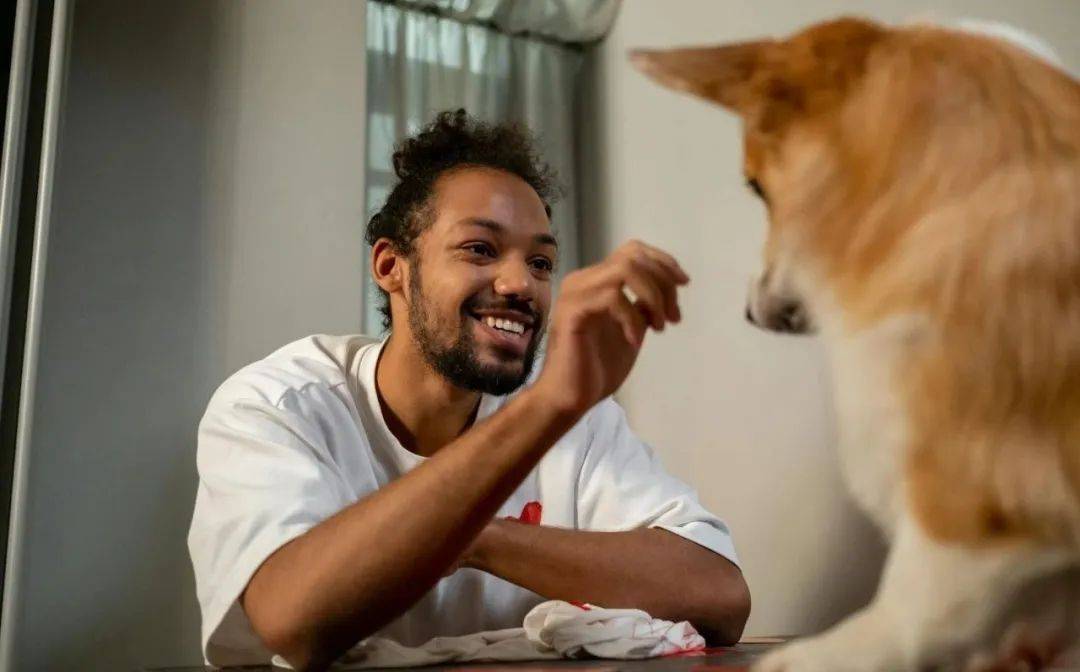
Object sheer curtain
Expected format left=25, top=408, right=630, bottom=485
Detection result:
left=362, top=0, right=619, bottom=333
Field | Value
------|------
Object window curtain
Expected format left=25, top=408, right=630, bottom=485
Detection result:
left=362, top=0, right=620, bottom=334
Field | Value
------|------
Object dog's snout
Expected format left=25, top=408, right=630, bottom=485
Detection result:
left=775, top=300, right=805, bottom=333
left=746, top=271, right=814, bottom=335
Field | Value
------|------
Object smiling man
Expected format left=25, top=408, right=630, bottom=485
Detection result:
left=188, top=110, right=750, bottom=671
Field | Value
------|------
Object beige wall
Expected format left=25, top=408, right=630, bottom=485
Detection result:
left=585, top=1, right=1080, bottom=636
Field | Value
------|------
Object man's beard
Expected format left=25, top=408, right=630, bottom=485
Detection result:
left=407, top=262, right=542, bottom=396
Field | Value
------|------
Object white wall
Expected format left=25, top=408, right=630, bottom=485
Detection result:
left=5, top=1, right=366, bottom=669
left=586, top=0, right=1080, bottom=637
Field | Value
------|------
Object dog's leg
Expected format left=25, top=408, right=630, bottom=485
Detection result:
left=754, top=514, right=1076, bottom=672
left=963, top=567, right=1080, bottom=672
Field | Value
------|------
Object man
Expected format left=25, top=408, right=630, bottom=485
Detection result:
left=188, top=109, right=750, bottom=671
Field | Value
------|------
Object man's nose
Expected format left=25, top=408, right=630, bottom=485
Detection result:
left=494, top=261, right=536, bottom=298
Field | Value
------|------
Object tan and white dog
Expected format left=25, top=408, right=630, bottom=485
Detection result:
left=632, top=18, right=1080, bottom=672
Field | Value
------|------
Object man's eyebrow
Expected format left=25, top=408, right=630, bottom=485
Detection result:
left=458, top=217, right=558, bottom=248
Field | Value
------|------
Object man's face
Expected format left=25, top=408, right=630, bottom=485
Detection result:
left=403, top=166, right=556, bottom=395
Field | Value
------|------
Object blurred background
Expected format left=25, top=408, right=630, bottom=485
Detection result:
left=0, top=1, right=1076, bottom=669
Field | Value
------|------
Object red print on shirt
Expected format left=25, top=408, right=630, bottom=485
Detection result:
left=506, top=501, right=542, bottom=525
left=519, top=501, right=542, bottom=525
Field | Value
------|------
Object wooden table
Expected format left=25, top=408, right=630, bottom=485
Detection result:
left=145, top=641, right=784, bottom=671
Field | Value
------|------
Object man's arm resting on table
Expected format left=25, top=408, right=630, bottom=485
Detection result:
left=240, top=387, right=580, bottom=672
left=465, top=520, right=751, bottom=645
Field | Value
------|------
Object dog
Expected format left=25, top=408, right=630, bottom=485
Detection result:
left=632, top=17, right=1080, bottom=672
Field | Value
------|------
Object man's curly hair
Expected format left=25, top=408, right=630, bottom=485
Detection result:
left=366, top=109, right=559, bottom=330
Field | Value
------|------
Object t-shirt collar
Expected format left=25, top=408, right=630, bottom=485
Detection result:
left=353, top=337, right=504, bottom=470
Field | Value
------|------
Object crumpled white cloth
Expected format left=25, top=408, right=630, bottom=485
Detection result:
left=271, top=600, right=706, bottom=669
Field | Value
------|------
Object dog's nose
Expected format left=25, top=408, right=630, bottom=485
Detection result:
left=775, top=301, right=805, bottom=333
left=744, top=305, right=755, bottom=324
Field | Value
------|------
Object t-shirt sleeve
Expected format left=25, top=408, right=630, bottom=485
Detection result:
left=187, top=384, right=356, bottom=666
left=575, top=398, right=739, bottom=566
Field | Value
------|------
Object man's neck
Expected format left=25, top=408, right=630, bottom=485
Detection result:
left=375, top=331, right=482, bottom=457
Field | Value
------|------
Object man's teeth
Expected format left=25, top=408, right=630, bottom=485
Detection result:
left=483, top=316, right=526, bottom=335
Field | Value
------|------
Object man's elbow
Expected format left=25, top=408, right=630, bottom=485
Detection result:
left=700, top=569, right=751, bottom=645
left=249, top=613, right=319, bottom=671
left=245, top=593, right=339, bottom=672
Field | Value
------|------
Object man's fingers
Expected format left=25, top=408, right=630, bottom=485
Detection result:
left=639, top=244, right=690, bottom=286
left=568, top=285, right=646, bottom=347
left=617, top=241, right=687, bottom=324
left=621, top=263, right=667, bottom=330
left=607, top=289, right=648, bottom=347
left=631, top=253, right=683, bottom=323
left=566, top=240, right=689, bottom=334
left=622, top=252, right=687, bottom=327
left=620, top=240, right=690, bottom=285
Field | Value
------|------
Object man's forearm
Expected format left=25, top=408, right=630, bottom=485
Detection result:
left=468, top=521, right=750, bottom=644
left=242, top=388, right=581, bottom=671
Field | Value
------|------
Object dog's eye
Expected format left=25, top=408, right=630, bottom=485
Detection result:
left=746, top=177, right=767, bottom=202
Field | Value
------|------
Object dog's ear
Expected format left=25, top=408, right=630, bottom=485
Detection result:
left=629, top=42, right=773, bottom=116
left=630, top=18, right=887, bottom=123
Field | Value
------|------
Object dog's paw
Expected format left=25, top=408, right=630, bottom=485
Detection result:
left=751, top=610, right=906, bottom=672
left=964, top=622, right=1066, bottom=672
left=752, top=641, right=806, bottom=672
left=751, top=637, right=855, bottom=672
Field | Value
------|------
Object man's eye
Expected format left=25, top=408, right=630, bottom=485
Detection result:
left=746, top=177, right=767, bottom=202
left=530, top=258, right=554, bottom=273
left=464, top=243, right=496, bottom=258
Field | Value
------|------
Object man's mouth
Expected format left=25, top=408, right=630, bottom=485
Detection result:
left=468, top=310, right=535, bottom=357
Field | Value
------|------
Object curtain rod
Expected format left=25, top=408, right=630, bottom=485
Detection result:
left=367, top=0, right=592, bottom=51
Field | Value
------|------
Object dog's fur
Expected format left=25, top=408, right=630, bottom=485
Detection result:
left=632, top=18, right=1080, bottom=671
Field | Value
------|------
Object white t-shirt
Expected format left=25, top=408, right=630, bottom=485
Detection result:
left=188, top=334, right=739, bottom=666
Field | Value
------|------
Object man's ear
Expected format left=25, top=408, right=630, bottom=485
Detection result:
left=371, top=238, right=406, bottom=295
left=629, top=41, right=775, bottom=116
